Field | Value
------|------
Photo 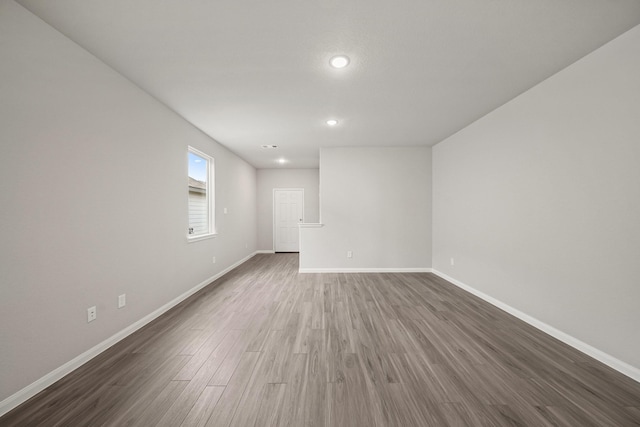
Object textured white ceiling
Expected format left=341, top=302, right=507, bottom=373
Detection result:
left=17, top=0, right=640, bottom=168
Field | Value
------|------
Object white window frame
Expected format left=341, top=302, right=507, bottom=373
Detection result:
left=187, top=146, right=216, bottom=242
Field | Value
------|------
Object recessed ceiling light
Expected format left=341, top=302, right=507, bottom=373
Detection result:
left=329, top=55, right=350, bottom=69
left=261, top=145, right=278, bottom=149
left=277, top=158, right=288, bottom=164
left=326, top=119, right=338, bottom=126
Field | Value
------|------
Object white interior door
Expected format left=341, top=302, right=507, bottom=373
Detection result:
left=274, top=189, right=304, bottom=252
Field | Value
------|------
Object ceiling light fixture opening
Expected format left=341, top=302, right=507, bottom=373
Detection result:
left=329, top=55, right=350, bottom=69
left=277, top=158, right=288, bottom=164
left=326, top=119, right=338, bottom=126
left=261, top=145, right=278, bottom=149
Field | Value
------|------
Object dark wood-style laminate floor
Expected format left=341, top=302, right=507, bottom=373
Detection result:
left=2, top=253, right=640, bottom=426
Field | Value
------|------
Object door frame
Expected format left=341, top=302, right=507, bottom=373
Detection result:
left=273, top=188, right=305, bottom=252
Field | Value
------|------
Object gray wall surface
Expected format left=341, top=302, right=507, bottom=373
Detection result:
left=0, top=0, right=257, bottom=403
left=300, top=147, right=432, bottom=270
left=256, top=169, right=319, bottom=251
left=433, top=25, right=640, bottom=371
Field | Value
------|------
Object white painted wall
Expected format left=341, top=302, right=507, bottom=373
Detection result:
left=256, top=169, right=319, bottom=251
left=300, top=147, right=432, bottom=271
left=433, top=25, right=640, bottom=374
left=0, top=0, right=256, bottom=406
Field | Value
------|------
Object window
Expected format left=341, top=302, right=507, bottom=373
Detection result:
left=188, top=147, right=215, bottom=240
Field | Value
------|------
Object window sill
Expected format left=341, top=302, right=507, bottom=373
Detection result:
left=187, top=233, right=218, bottom=243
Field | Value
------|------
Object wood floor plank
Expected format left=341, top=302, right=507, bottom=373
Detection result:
left=129, top=380, right=189, bottom=427
left=104, top=355, right=192, bottom=426
left=207, top=330, right=257, bottom=386
left=179, top=386, right=225, bottom=427
left=157, top=329, right=243, bottom=426
left=173, top=326, right=235, bottom=381
left=251, top=383, right=287, bottom=427
left=2, top=253, right=640, bottom=426
left=203, top=351, right=261, bottom=427
left=276, top=353, right=309, bottom=427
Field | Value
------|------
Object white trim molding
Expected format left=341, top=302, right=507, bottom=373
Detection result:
left=299, top=267, right=432, bottom=273
left=298, top=223, right=324, bottom=228
left=0, top=251, right=259, bottom=418
left=431, top=269, right=640, bottom=384
left=255, top=250, right=275, bottom=254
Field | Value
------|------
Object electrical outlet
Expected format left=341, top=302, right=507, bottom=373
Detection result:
left=450, top=258, right=455, bottom=266
left=347, top=251, right=353, bottom=258
left=118, top=294, right=126, bottom=309
left=223, top=207, right=228, bottom=214
left=87, top=306, right=97, bottom=323
left=212, top=256, right=216, bottom=264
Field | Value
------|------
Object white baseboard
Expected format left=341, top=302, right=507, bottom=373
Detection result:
left=255, top=250, right=275, bottom=254
left=0, top=251, right=258, bottom=418
left=431, top=269, right=640, bottom=384
left=299, top=267, right=432, bottom=273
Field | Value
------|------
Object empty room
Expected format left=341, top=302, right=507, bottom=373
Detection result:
left=1, top=0, right=640, bottom=425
